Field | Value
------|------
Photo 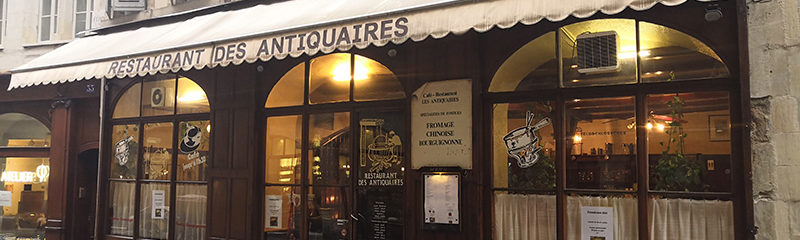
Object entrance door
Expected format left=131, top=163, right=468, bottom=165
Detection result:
left=70, top=149, right=97, bottom=240
left=354, top=110, right=405, bottom=240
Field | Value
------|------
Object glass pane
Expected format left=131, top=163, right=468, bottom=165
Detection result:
left=108, top=181, right=135, bottom=236
left=308, top=112, right=350, bottom=185
left=566, top=194, right=638, bottom=240
left=489, top=32, right=558, bottom=92
left=40, top=0, right=50, bottom=15
left=75, top=13, right=86, bottom=35
left=560, top=19, right=637, bottom=87
left=493, top=102, right=555, bottom=190
left=177, top=77, right=210, bottom=114
left=111, top=124, right=139, bottom=179
left=39, top=16, right=50, bottom=41
left=265, top=186, right=300, bottom=239
left=308, top=186, right=351, bottom=240
left=353, top=54, right=405, bottom=101
left=0, top=113, right=51, bottom=147
left=647, top=92, right=731, bottom=192
left=566, top=96, right=636, bottom=190
left=113, top=82, right=141, bottom=119
left=639, top=22, right=729, bottom=82
left=142, top=77, right=176, bottom=117
left=143, top=123, right=172, bottom=180
left=357, top=187, right=403, bottom=240
left=266, top=116, right=302, bottom=185
left=266, top=63, right=305, bottom=108
left=309, top=54, right=351, bottom=104
left=176, top=184, right=207, bottom=240
left=76, top=0, right=86, bottom=12
left=0, top=157, right=49, bottom=239
left=494, top=192, right=556, bottom=239
left=139, top=183, right=170, bottom=239
left=648, top=196, right=733, bottom=239
left=177, top=121, right=210, bottom=181
left=358, top=111, right=404, bottom=187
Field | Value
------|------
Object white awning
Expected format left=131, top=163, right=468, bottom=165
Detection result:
left=9, top=0, right=703, bottom=90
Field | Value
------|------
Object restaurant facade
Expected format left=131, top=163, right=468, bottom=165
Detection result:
left=3, top=0, right=756, bottom=239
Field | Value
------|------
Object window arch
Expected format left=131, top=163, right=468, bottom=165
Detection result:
left=107, top=75, right=210, bottom=240
left=0, top=112, right=51, bottom=239
left=489, top=19, right=737, bottom=240
left=264, top=53, right=407, bottom=239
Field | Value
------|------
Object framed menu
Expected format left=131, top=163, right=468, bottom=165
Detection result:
left=421, top=167, right=461, bottom=231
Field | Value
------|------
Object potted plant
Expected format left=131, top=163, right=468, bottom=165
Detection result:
left=652, top=94, right=703, bottom=192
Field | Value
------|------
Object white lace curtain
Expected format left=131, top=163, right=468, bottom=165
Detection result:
left=494, top=193, right=733, bottom=240
left=175, top=184, right=207, bottom=240
left=110, top=182, right=135, bottom=236
left=109, top=182, right=207, bottom=239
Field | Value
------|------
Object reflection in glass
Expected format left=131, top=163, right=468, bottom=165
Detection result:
left=639, top=22, right=729, bottom=82
left=266, top=63, right=305, bottom=108
left=265, top=186, right=300, bottom=240
left=647, top=92, right=731, bottom=192
left=0, top=157, right=49, bottom=239
left=493, top=102, right=555, bottom=191
left=108, top=181, right=135, bottom=236
left=266, top=116, right=302, bottom=184
left=489, top=32, right=558, bottom=92
left=177, top=121, right=210, bottom=181
left=565, top=96, right=636, bottom=190
left=176, top=184, right=207, bottom=240
left=566, top=194, right=638, bottom=240
left=113, top=82, right=141, bottom=119
left=353, top=55, right=405, bottom=101
left=309, top=54, right=351, bottom=104
left=177, top=77, right=210, bottom=114
left=143, top=123, right=173, bottom=180
left=308, top=113, right=350, bottom=185
left=142, top=77, right=176, bottom=117
left=560, top=19, right=638, bottom=87
left=139, top=183, right=170, bottom=239
left=111, top=124, right=139, bottom=179
left=308, top=186, right=350, bottom=240
left=0, top=113, right=51, bottom=147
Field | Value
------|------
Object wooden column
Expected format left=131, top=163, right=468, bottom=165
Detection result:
left=45, top=99, right=73, bottom=240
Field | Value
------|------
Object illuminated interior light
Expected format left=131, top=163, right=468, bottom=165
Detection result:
left=332, top=61, right=369, bottom=82
left=646, top=122, right=654, bottom=130
left=279, top=170, right=293, bottom=175
left=571, top=80, right=580, bottom=83
left=639, top=50, right=651, bottom=57
left=653, top=56, right=663, bottom=60
left=177, top=91, right=206, bottom=103
left=570, top=64, right=578, bottom=69
left=279, top=178, right=291, bottom=182
left=573, top=99, right=581, bottom=102
left=656, top=123, right=666, bottom=132
left=572, top=135, right=582, bottom=143
left=655, top=71, right=664, bottom=75
left=206, top=124, right=211, bottom=133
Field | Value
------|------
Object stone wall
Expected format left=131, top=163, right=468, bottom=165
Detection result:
left=748, top=0, right=800, bottom=239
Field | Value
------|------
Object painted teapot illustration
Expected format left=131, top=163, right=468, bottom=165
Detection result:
left=503, top=111, right=551, bottom=168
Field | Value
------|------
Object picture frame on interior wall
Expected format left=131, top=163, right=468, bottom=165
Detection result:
left=708, top=115, right=730, bottom=142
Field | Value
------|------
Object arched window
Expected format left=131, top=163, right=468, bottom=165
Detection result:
left=490, top=19, right=735, bottom=240
left=0, top=113, right=50, bottom=239
left=107, top=75, right=210, bottom=240
left=264, top=53, right=406, bottom=239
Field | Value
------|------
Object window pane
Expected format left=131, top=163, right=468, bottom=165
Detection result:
left=566, top=194, right=638, bottom=239
left=309, top=54, right=350, bottom=104
left=0, top=113, right=51, bottom=147
left=75, top=13, right=86, bottom=36
left=357, top=187, right=402, bottom=240
left=111, top=124, right=138, bottom=179
left=560, top=19, right=637, bottom=87
left=493, top=102, right=555, bottom=191
left=40, top=16, right=50, bottom=41
left=176, top=184, right=207, bottom=240
left=353, top=54, right=405, bottom=101
left=0, top=157, right=49, bottom=239
left=639, top=22, right=729, bottom=82
left=489, top=32, right=558, bottom=92
left=139, top=182, right=170, bottom=239
left=142, top=77, right=176, bottom=117
left=266, top=116, right=301, bottom=185
left=113, top=82, right=141, bottom=119
left=177, top=77, right=210, bottom=114
left=308, top=112, right=350, bottom=185
left=266, top=63, right=305, bottom=108
left=358, top=111, right=404, bottom=187
left=143, top=122, right=172, bottom=180
left=76, top=0, right=86, bottom=12
left=265, top=186, right=299, bottom=239
left=108, top=181, right=135, bottom=236
left=40, top=0, right=50, bottom=15
left=177, top=121, right=210, bottom=181
left=647, top=92, right=731, bottom=192
left=308, top=186, right=351, bottom=240
left=494, top=192, right=555, bottom=240
left=565, top=96, right=636, bottom=190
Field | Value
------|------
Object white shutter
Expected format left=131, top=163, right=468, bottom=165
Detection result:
left=112, top=0, right=145, bottom=12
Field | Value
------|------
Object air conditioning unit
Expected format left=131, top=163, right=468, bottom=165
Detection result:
left=575, top=31, right=620, bottom=74
left=151, top=87, right=165, bottom=107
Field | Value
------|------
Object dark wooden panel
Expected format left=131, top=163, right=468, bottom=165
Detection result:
left=229, top=178, right=250, bottom=239
left=46, top=103, right=71, bottom=240
left=213, top=109, right=231, bottom=169
left=233, top=108, right=252, bottom=169
left=209, top=178, right=230, bottom=237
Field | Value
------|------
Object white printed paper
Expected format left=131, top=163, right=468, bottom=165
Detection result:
left=0, top=191, right=11, bottom=207
left=581, top=206, right=614, bottom=240
left=423, top=174, right=459, bottom=224
left=265, top=195, right=283, bottom=228
left=152, top=190, right=166, bottom=219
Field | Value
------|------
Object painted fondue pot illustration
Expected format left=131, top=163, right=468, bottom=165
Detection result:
left=503, top=111, right=551, bottom=168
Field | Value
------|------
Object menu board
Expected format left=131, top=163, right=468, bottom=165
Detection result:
left=422, top=172, right=460, bottom=230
